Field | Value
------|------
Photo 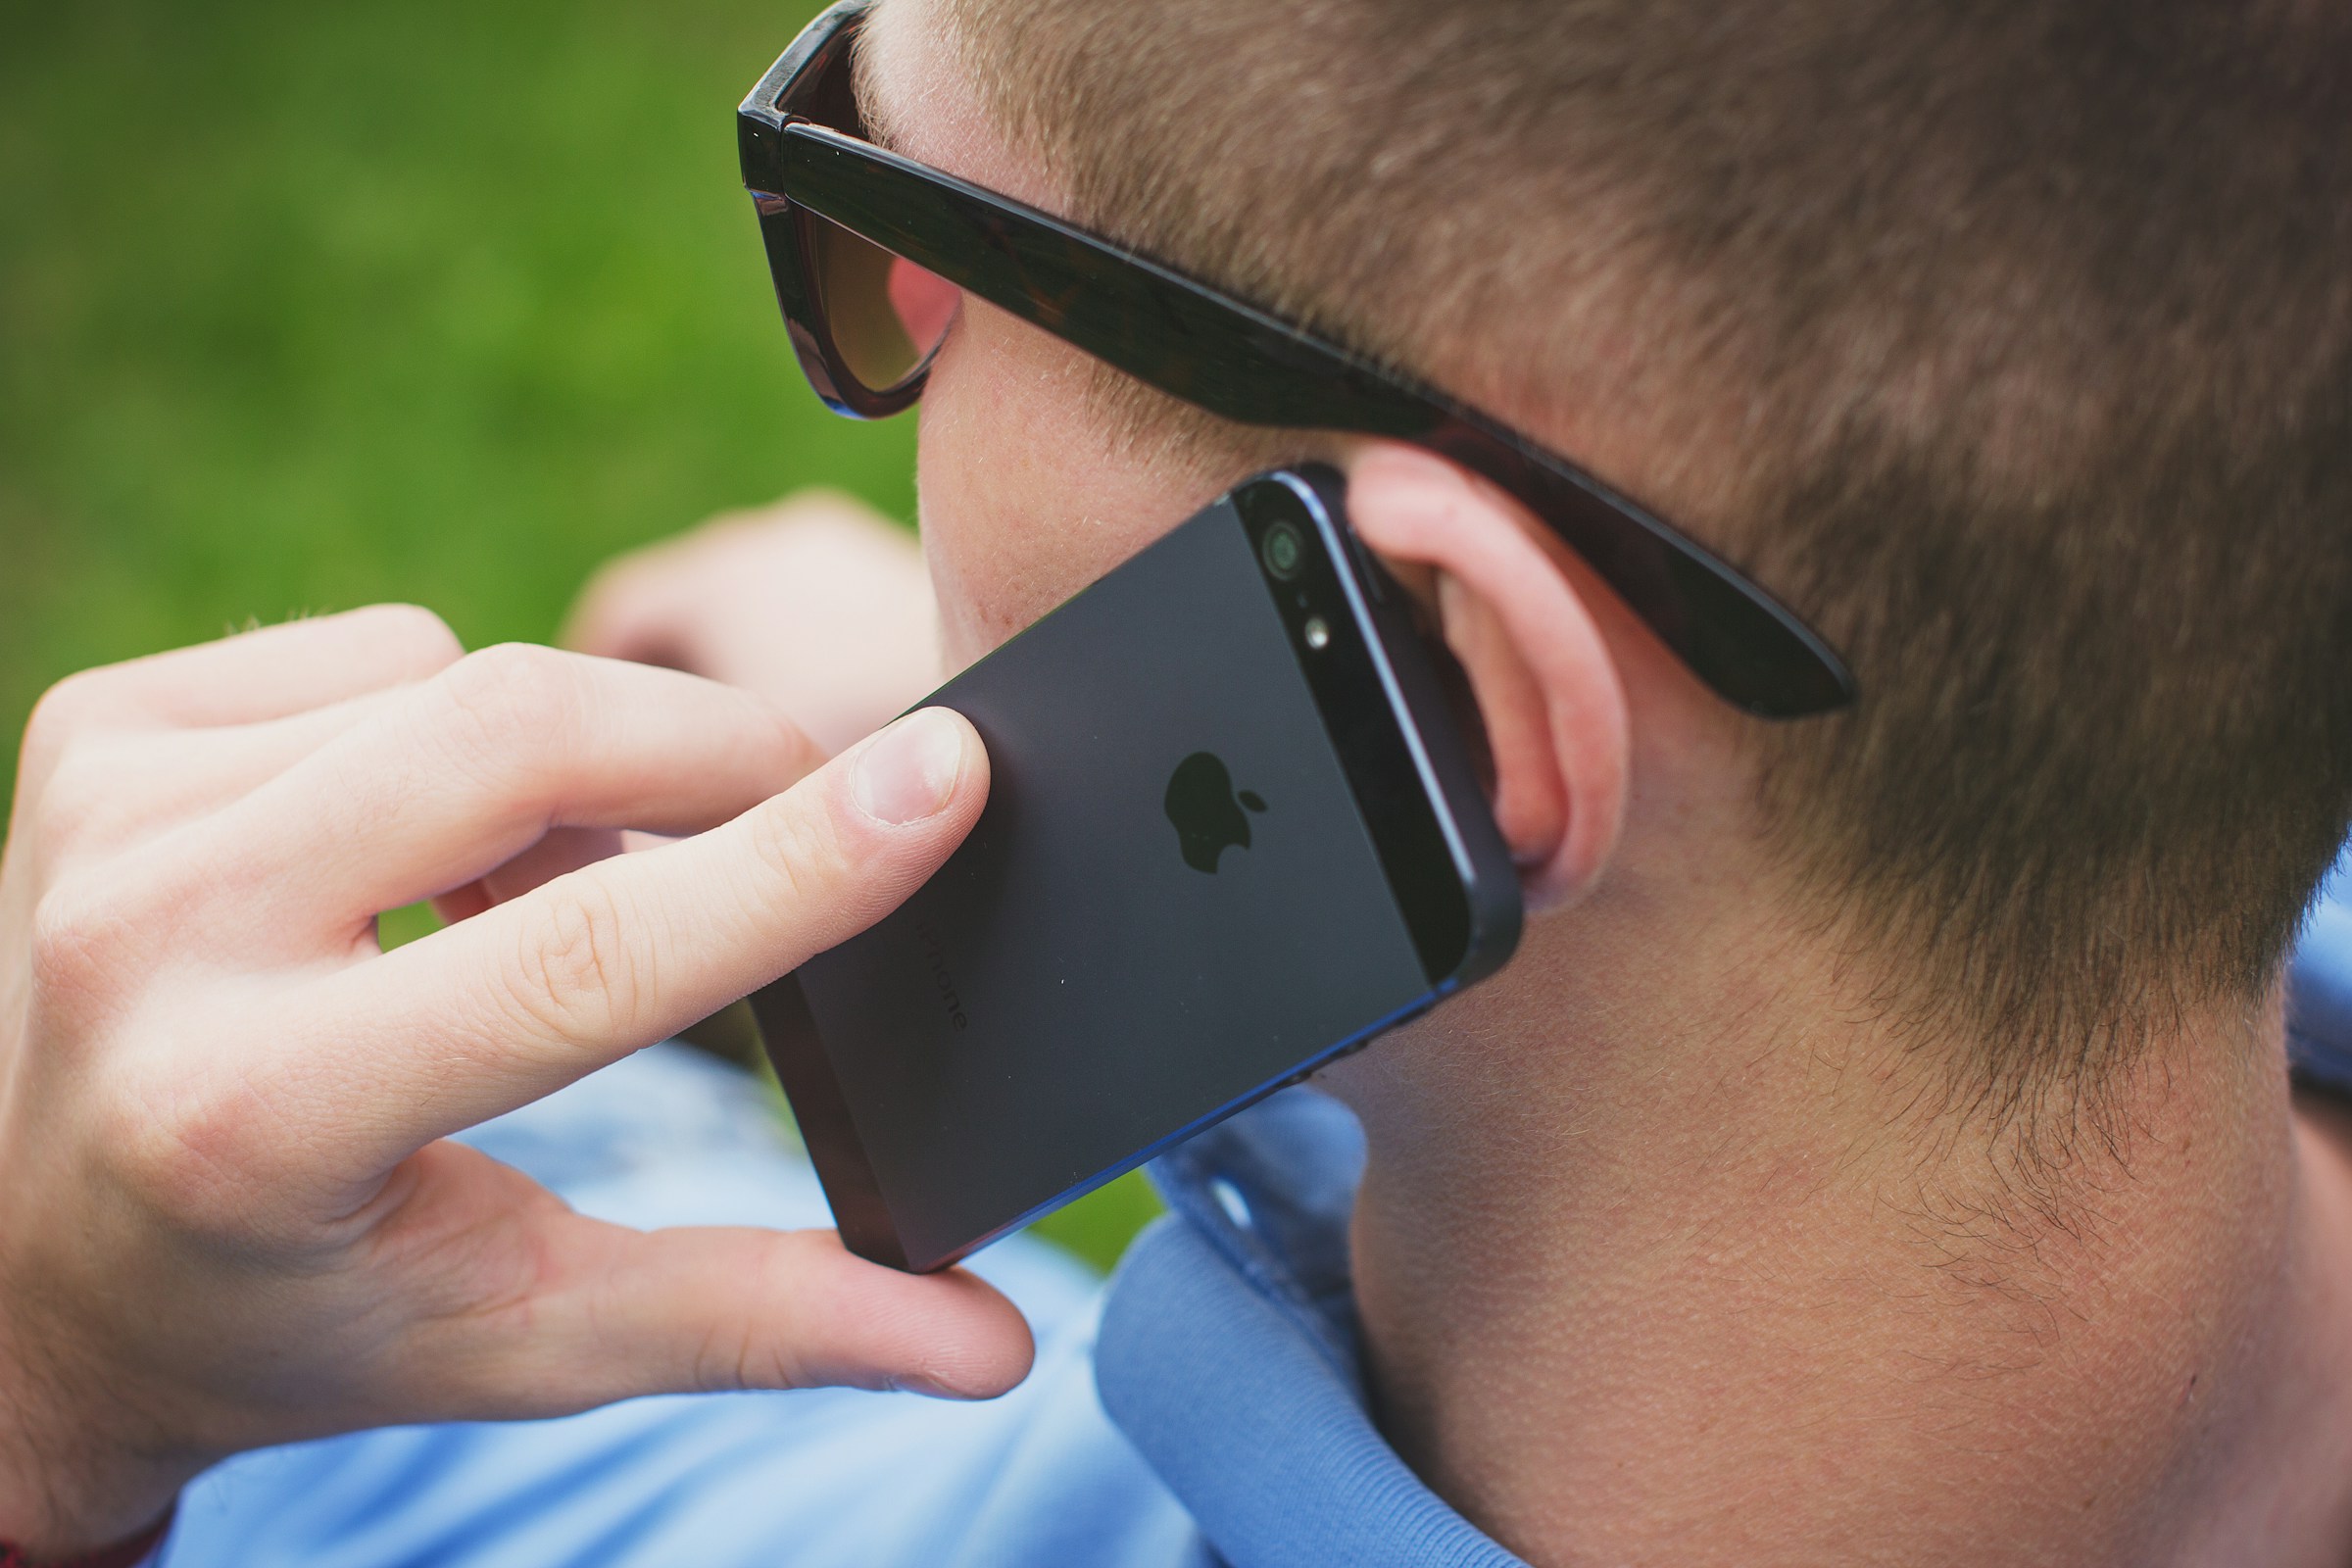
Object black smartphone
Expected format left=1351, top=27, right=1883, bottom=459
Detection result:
left=749, top=466, right=1521, bottom=1272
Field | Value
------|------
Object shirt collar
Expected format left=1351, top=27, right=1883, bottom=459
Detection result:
left=1094, top=1088, right=1528, bottom=1568
left=2289, top=846, right=2352, bottom=1091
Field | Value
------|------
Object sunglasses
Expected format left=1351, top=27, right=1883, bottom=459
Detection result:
left=737, top=0, right=1856, bottom=720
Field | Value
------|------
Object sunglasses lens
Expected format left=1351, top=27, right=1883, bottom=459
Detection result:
left=809, top=214, right=960, bottom=396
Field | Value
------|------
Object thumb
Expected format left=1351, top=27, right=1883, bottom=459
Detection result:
left=467, top=1214, right=1037, bottom=1408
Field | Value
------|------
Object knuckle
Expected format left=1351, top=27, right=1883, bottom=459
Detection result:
left=27, top=874, right=138, bottom=1014
left=351, top=603, right=466, bottom=676
left=20, top=669, right=116, bottom=778
left=441, top=641, right=579, bottom=725
left=28, top=858, right=217, bottom=1033
left=692, top=1307, right=765, bottom=1393
left=99, top=1073, right=281, bottom=1241
left=500, top=879, right=642, bottom=1044
left=694, top=1245, right=813, bottom=1393
left=765, top=710, right=828, bottom=780
left=28, top=733, right=175, bottom=858
left=431, top=643, right=589, bottom=781
left=24, top=738, right=115, bottom=851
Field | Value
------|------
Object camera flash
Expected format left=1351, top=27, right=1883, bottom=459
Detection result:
left=1303, top=616, right=1332, bottom=650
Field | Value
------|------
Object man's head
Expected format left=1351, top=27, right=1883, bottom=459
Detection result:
left=858, top=0, right=2352, bottom=1139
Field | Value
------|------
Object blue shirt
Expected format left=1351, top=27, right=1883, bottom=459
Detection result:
left=160, top=848, right=2352, bottom=1568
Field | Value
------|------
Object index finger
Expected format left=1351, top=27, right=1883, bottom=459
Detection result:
left=293, top=708, right=988, bottom=1178
left=54, top=605, right=464, bottom=733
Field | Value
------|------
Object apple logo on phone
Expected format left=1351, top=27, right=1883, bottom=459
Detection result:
left=1165, top=752, right=1268, bottom=873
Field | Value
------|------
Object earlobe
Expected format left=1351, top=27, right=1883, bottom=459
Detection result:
left=1345, top=443, right=1631, bottom=910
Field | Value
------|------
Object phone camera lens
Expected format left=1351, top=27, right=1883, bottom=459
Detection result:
left=1261, top=520, right=1305, bottom=580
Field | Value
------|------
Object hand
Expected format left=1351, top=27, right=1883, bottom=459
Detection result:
left=563, top=491, right=942, bottom=756
left=0, top=608, right=1029, bottom=1558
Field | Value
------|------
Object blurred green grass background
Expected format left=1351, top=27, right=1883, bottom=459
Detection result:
left=0, top=0, right=1158, bottom=1271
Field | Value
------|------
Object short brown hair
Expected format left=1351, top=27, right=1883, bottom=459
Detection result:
left=934, top=0, right=2352, bottom=1120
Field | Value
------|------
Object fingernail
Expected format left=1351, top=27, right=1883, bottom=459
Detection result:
left=882, top=1371, right=972, bottom=1399
left=853, top=709, right=967, bottom=825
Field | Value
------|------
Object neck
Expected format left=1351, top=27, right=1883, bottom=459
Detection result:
left=1324, top=858, right=2352, bottom=1566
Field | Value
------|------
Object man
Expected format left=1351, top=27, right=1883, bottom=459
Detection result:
left=2, top=0, right=2348, bottom=1563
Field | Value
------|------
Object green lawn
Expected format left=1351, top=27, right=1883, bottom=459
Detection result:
left=0, top=0, right=1158, bottom=1272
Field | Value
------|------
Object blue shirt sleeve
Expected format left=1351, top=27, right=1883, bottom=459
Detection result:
left=2290, top=844, right=2352, bottom=1092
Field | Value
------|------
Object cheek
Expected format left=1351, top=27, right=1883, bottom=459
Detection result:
left=912, top=302, right=1209, bottom=668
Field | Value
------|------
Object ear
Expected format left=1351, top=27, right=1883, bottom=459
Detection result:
left=1345, top=443, right=1631, bottom=910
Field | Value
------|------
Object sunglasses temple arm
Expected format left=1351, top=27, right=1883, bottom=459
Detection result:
left=1418, top=418, right=1856, bottom=720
